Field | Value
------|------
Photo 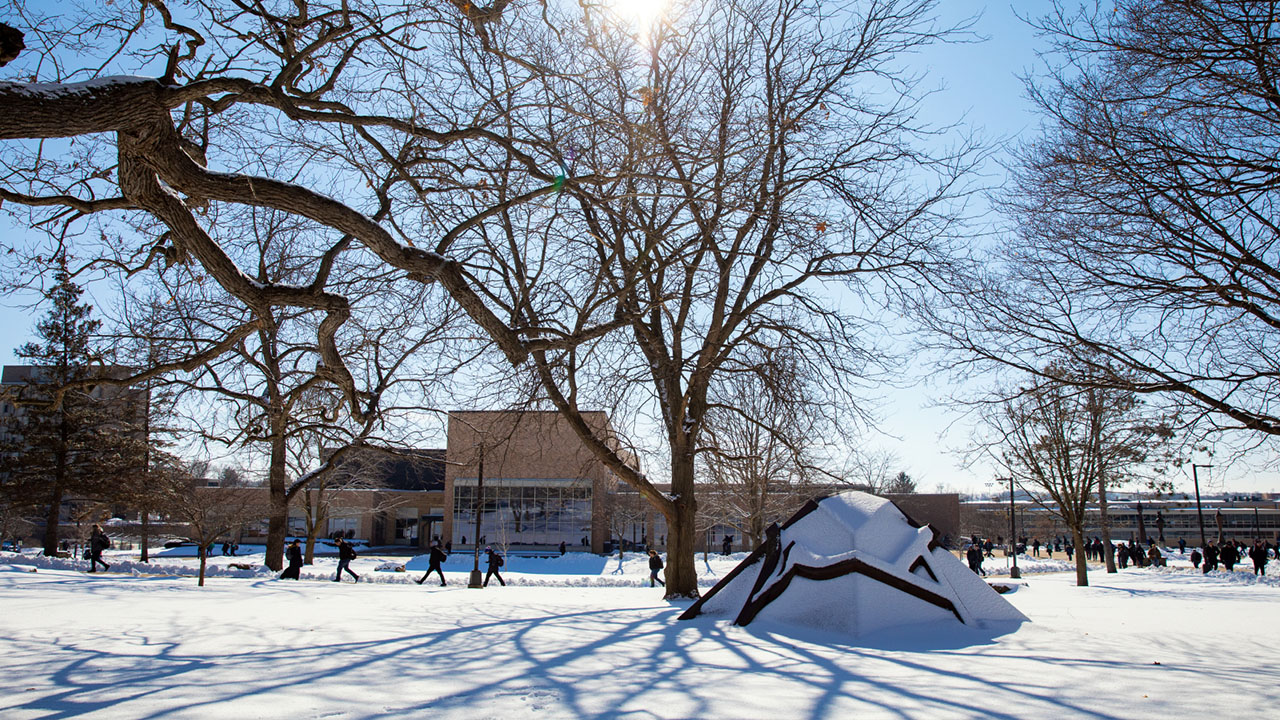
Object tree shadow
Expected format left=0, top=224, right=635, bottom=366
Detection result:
left=2, top=574, right=1276, bottom=719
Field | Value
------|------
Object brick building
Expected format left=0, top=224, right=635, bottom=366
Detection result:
left=444, top=410, right=623, bottom=554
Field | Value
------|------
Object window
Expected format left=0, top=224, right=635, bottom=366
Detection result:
left=453, top=480, right=591, bottom=546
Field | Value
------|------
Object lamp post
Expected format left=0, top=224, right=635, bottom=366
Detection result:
left=1192, top=463, right=1211, bottom=550
left=1000, top=476, right=1021, bottom=579
left=468, top=445, right=485, bottom=589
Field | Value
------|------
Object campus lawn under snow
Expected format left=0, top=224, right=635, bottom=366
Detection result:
left=1, top=551, right=1277, bottom=719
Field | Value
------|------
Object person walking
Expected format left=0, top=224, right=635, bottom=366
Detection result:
left=1220, top=541, right=1238, bottom=572
left=87, top=524, right=111, bottom=573
left=1190, top=547, right=1202, bottom=569
left=559, top=540, right=567, bottom=556
left=722, top=535, right=732, bottom=556
left=1203, top=541, right=1219, bottom=574
left=648, top=549, right=665, bottom=588
left=334, top=537, right=360, bottom=582
left=1249, top=540, right=1268, bottom=576
left=415, top=540, right=448, bottom=586
left=280, top=539, right=303, bottom=580
left=483, top=547, right=505, bottom=587
left=965, top=541, right=986, bottom=577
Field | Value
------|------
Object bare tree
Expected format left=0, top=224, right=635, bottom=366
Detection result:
left=841, top=448, right=905, bottom=494
left=0, top=0, right=970, bottom=598
left=161, top=462, right=264, bottom=586
left=463, top=0, right=972, bottom=597
left=698, top=349, right=825, bottom=549
left=292, top=445, right=406, bottom=563
left=980, top=360, right=1174, bottom=585
left=926, top=1, right=1280, bottom=451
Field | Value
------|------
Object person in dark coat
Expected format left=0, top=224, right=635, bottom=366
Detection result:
left=1219, top=541, right=1238, bottom=572
left=483, top=547, right=505, bottom=587
left=280, top=539, right=303, bottom=580
left=1190, top=547, right=1202, bottom=569
left=1249, top=540, right=1268, bottom=576
left=722, top=535, right=732, bottom=556
left=559, top=540, right=567, bottom=556
left=965, top=542, right=985, bottom=576
left=1203, top=542, right=1219, bottom=573
left=334, top=537, right=360, bottom=582
left=648, top=549, right=665, bottom=587
left=415, top=540, right=448, bottom=586
left=87, top=524, right=111, bottom=573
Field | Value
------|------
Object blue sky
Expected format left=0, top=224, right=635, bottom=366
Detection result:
left=0, top=2, right=1274, bottom=494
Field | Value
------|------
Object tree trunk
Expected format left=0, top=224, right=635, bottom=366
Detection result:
left=304, top=493, right=326, bottom=565
left=42, top=485, right=63, bottom=556
left=197, top=544, right=207, bottom=587
left=264, top=431, right=288, bottom=571
left=44, top=417, right=69, bottom=556
left=1071, top=527, right=1089, bottom=587
left=1098, top=476, right=1117, bottom=573
left=141, top=391, right=151, bottom=563
left=139, top=508, right=150, bottom=563
left=663, top=453, right=700, bottom=599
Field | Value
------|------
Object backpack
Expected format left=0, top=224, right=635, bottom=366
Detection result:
left=496, top=554, right=504, bottom=567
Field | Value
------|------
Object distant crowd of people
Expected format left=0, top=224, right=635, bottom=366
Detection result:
left=1188, top=538, right=1274, bottom=576
left=964, top=532, right=1277, bottom=577
left=55, top=525, right=1278, bottom=589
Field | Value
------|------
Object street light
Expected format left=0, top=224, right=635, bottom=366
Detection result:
left=1192, top=463, right=1211, bottom=550
left=468, top=444, right=485, bottom=589
left=999, top=476, right=1021, bottom=579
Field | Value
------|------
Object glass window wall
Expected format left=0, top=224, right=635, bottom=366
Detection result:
left=453, top=481, right=592, bottom=546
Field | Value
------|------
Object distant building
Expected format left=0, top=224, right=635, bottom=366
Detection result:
left=612, top=485, right=961, bottom=553
left=228, top=446, right=448, bottom=548
left=83, top=406, right=964, bottom=555
left=444, top=410, right=624, bottom=554
left=961, top=497, right=1280, bottom=544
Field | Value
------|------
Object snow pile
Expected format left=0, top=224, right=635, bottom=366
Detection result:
left=681, top=491, right=1027, bottom=636
left=988, top=555, right=1076, bottom=575
left=1146, top=564, right=1280, bottom=587
left=1, top=551, right=276, bottom=580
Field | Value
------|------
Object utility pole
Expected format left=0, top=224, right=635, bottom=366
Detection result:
left=1001, top=476, right=1021, bottom=579
left=1192, top=464, right=1211, bottom=550
left=468, top=445, right=485, bottom=589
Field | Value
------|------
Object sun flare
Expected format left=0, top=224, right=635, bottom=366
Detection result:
left=609, top=0, right=671, bottom=31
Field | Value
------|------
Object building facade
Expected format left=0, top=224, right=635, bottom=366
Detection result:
left=443, top=410, right=621, bottom=554
left=961, top=497, right=1280, bottom=545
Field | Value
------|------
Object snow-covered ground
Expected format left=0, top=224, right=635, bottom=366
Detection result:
left=1, top=548, right=1277, bottom=719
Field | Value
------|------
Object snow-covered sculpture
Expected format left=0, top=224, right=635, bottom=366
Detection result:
left=679, top=491, right=1027, bottom=635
